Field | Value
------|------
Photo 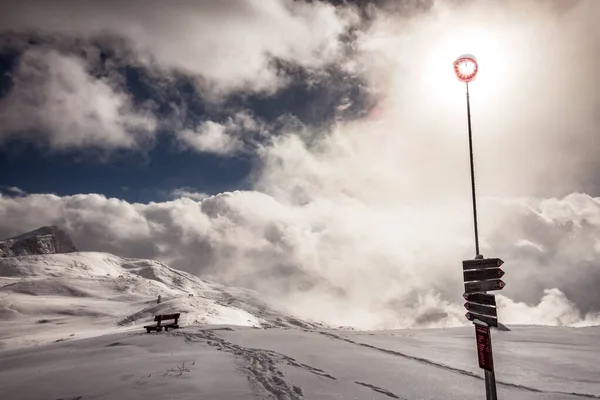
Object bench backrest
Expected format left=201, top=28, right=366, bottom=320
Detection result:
left=154, top=313, right=180, bottom=322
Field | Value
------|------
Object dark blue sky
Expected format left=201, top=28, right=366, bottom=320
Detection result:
left=0, top=47, right=371, bottom=203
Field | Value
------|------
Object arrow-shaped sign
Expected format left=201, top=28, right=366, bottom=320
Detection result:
left=465, top=311, right=498, bottom=327
left=463, top=292, right=496, bottom=307
left=464, top=268, right=505, bottom=282
left=464, top=302, right=498, bottom=318
left=463, top=258, right=504, bottom=271
left=464, top=279, right=506, bottom=294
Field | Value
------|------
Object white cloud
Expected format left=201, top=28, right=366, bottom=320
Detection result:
left=2, top=190, right=600, bottom=329
left=177, top=112, right=263, bottom=155
left=498, top=289, right=600, bottom=327
left=177, top=121, right=242, bottom=155
left=0, top=0, right=359, bottom=95
left=1, top=0, right=600, bottom=330
left=170, top=188, right=209, bottom=201
left=349, top=0, right=600, bottom=198
left=1, top=186, right=27, bottom=196
left=0, top=48, right=156, bottom=151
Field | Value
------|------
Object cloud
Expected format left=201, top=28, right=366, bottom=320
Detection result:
left=177, top=121, right=243, bottom=156
left=0, top=186, right=27, bottom=197
left=2, top=190, right=600, bottom=329
left=170, top=188, right=209, bottom=201
left=1, top=0, right=600, bottom=330
left=347, top=0, right=600, bottom=198
left=0, top=48, right=156, bottom=151
left=0, top=0, right=359, bottom=95
left=176, top=112, right=263, bottom=155
left=498, top=289, right=600, bottom=327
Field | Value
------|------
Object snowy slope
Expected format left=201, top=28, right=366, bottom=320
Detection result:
left=2, top=252, right=600, bottom=399
left=0, top=252, right=325, bottom=349
left=1, top=324, right=599, bottom=400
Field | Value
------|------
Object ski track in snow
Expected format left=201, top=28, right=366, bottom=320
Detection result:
left=355, top=381, right=403, bottom=399
left=319, top=331, right=600, bottom=399
left=175, top=328, right=409, bottom=400
left=176, top=328, right=337, bottom=400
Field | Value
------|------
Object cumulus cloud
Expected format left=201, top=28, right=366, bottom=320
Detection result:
left=0, top=48, right=156, bottom=151
left=1, top=0, right=600, bottom=330
left=177, top=112, right=264, bottom=155
left=0, top=0, right=359, bottom=95
left=2, top=190, right=600, bottom=329
left=498, top=289, right=600, bottom=327
left=177, top=121, right=242, bottom=156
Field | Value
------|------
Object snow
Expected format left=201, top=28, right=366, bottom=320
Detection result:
left=1, top=325, right=599, bottom=400
left=1, top=252, right=600, bottom=399
left=0, top=252, right=325, bottom=348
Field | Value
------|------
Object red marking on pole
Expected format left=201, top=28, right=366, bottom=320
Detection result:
left=475, top=325, right=494, bottom=371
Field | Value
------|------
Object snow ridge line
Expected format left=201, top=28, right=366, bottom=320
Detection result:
left=176, top=329, right=336, bottom=400
left=319, top=331, right=600, bottom=399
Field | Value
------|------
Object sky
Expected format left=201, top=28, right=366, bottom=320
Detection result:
left=2, top=0, right=600, bottom=329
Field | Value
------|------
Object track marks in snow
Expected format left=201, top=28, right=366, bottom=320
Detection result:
left=320, top=331, right=482, bottom=378
left=177, top=329, right=336, bottom=400
left=355, top=381, right=403, bottom=399
left=320, top=331, right=600, bottom=399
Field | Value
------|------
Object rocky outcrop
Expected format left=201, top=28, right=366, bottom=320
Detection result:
left=0, top=226, right=78, bottom=257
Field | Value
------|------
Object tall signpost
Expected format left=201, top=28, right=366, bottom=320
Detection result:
left=453, top=54, right=506, bottom=400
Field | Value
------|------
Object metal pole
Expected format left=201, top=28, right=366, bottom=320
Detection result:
left=465, top=82, right=480, bottom=258
left=484, top=327, right=498, bottom=400
left=466, top=83, right=497, bottom=399
left=485, top=370, right=498, bottom=400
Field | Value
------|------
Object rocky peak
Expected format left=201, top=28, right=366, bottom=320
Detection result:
left=0, top=226, right=78, bottom=257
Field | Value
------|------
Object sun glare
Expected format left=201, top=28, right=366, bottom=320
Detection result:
left=453, top=54, right=478, bottom=82
left=420, top=27, right=510, bottom=107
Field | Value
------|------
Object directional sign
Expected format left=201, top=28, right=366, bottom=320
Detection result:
left=464, top=279, right=506, bottom=294
left=463, top=258, right=504, bottom=271
left=464, top=302, right=497, bottom=318
left=475, top=325, right=494, bottom=372
left=464, top=268, right=505, bottom=282
left=463, top=292, right=496, bottom=307
left=465, top=311, right=498, bottom=328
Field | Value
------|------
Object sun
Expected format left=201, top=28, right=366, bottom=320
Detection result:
left=453, top=54, right=478, bottom=83
left=420, top=26, right=511, bottom=108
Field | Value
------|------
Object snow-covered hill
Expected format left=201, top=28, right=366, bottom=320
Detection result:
left=0, top=225, right=78, bottom=257
left=2, top=252, right=600, bottom=399
left=0, top=252, right=325, bottom=349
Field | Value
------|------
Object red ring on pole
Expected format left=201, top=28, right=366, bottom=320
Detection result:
left=453, top=54, right=478, bottom=82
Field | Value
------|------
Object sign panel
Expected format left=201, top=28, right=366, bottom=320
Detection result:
left=464, top=302, right=497, bottom=318
left=463, top=258, right=504, bottom=271
left=464, top=279, right=505, bottom=294
left=465, top=311, right=498, bottom=328
left=475, top=325, right=494, bottom=371
left=463, top=292, right=496, bottom=307
left=464, top=268, right=504, bottom=282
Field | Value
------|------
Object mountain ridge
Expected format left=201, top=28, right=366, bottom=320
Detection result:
left=0, top=226, right=78, bottom=257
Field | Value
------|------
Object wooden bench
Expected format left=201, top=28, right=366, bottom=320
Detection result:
left=144, top=313, right=181, bottom=333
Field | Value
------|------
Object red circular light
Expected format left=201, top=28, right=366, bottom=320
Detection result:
left=453, top=54, right=478, bottom=82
